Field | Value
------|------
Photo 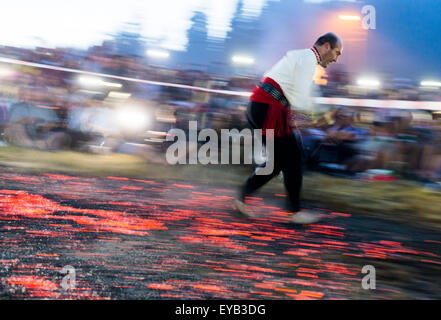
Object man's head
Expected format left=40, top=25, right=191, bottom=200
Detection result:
left=314, top=33, right=343, bottom=68
left=334, top=107, right=354, bottom=127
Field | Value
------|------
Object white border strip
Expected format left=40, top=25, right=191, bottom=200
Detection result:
left=313, top=97, right=441, bottom=111
left=1, top=56, right=440, bottom=111
left=0, top=56, right=251, bottom=97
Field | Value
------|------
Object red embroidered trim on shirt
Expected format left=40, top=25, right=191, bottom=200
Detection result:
left=310, top=46, right=322, bottom=64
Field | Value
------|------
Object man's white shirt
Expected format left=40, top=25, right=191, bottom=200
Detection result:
left=264, top=49, right=318, bottom=112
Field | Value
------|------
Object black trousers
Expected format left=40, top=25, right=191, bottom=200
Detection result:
left=240, top=125, right=304, bottom=213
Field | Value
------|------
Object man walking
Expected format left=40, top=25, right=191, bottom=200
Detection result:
left=234, top=33, right=343, bottom=224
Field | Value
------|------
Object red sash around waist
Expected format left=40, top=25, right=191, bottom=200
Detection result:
left=250, top=77, right=292, bottom=137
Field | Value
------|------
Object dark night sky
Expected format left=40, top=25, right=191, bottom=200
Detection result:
left=250, top=0, right=441, bottom=80
left=367, top=0, right=441, bottom=80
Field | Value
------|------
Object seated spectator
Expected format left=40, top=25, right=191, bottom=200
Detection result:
left=303, top=107, right=364, bottom=169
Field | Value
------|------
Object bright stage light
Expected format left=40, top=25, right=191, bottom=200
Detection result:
left=421, top=81, right=441, bottom=88
left=78, top=76, right=122, bottom=89
left=357, top=78, right=381, bottom=88
left=115, top=106, right=150, bottom=133
left=0, top=67, right=14, bottom=77
left=146, top=49, right=170, bottom=59
left=232, top=55, right=255, bottom=65
left=108, top=91, right=131, bottom=99
left=339, top=15, right=361, bottom=21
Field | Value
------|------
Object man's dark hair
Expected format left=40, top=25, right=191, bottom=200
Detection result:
left=315, top=33, right=339, bottom=49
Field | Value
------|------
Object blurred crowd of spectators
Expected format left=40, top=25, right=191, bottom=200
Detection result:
left=0, top=44, right=440, bottom=187
left=301, top=107, right=441, bottom=187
